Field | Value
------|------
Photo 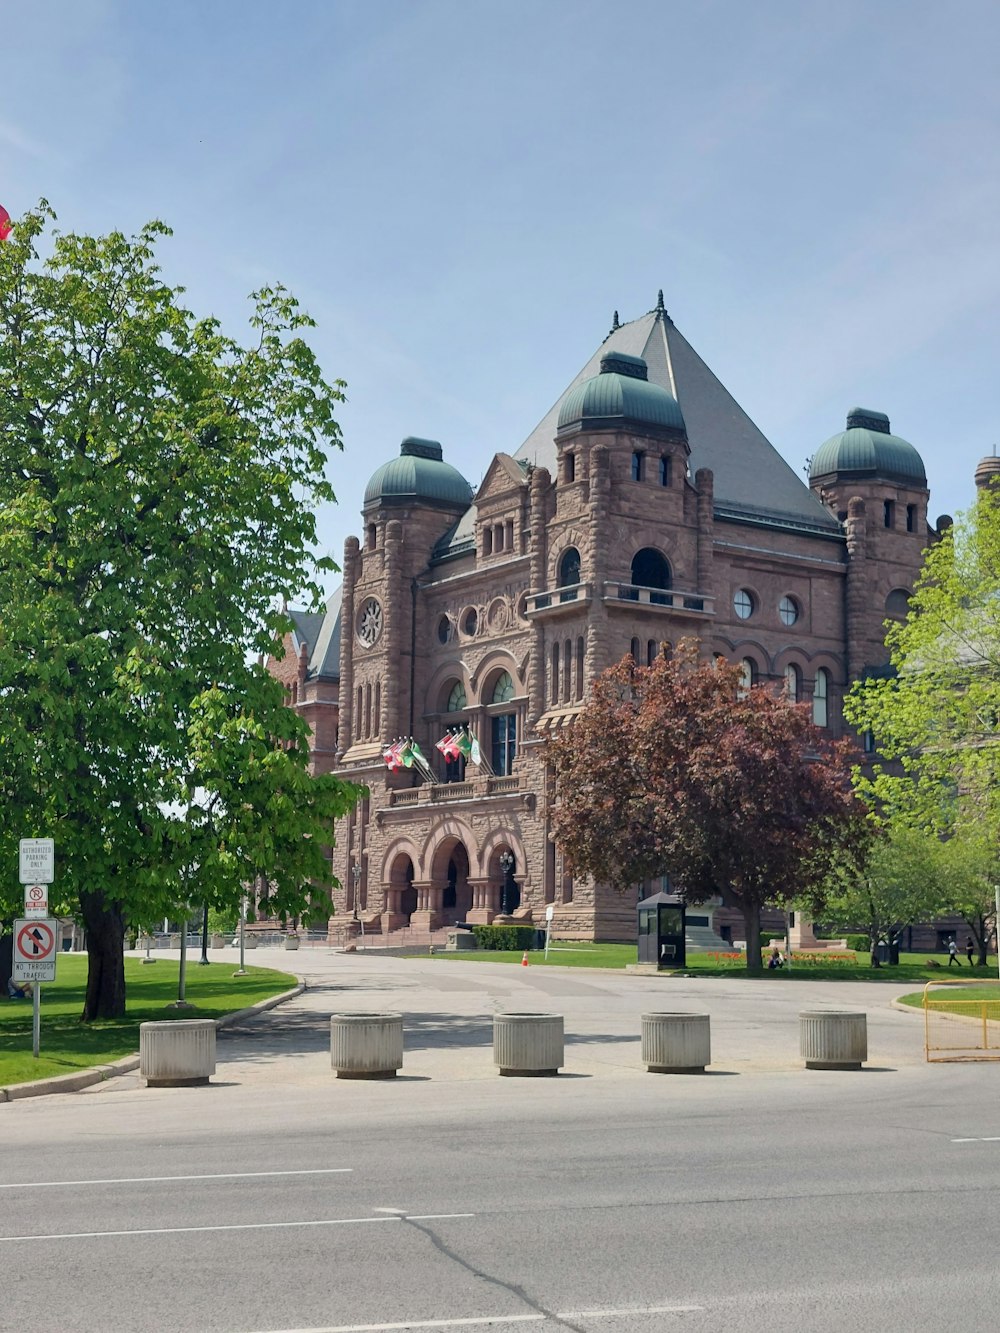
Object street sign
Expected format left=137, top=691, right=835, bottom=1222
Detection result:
left=13, top=918, right=58, bottom=982
left=23, top=884, right=48, bottom=917
left=19, top=838, right=54, bottom=885
left=545, top=904, right=555, bottom=922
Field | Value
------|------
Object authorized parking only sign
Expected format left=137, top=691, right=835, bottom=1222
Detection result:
left=13, top=918, right=59, bottom=982
left=19, top=838, right=55, bottom=884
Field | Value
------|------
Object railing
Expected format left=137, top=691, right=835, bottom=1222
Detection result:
left=430, top=782, right=475, bottom=802
left=602, top=582, right=713, bottom=614
left=524, top=583, right=592, bottom=616
left=486, top=774, right=521, bottom=794
left=382, top=775, right=523, bottom=811
left=388, top=788, right=421, bottom=807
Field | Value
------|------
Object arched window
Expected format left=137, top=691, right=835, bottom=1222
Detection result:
left=482, top=528, right=493, bottom=557
left=563, top=637, right=572, bottom=700
left=491, top=671, right=515, bottom=704
left=739, top=659, right=756, bottom=696
left=631, top=451, right=645, bottom=482
left=885, top=588, right=911, bottom=619
left=647, top=640, right=657, bottom=666
left=366, top=523, right=377, bottom=552
left=374, top=681, right=381, bottom=734
left=356, top=686, right=362, bottom=739
left=565, top=452, right=576, bottom=483
left=494, top=523, right=504, bottom=552
left=364, top=684, right=372, bottom=738
left=558, top=547, right=581, bottom=588
left=631, top=548, right=671, bottom=591
left=784, top=663, right=800, bottom=702
left=630, top=637, right=641, bottom=661
left=813, top=668, right=829, bottom=727
left=551, top=642, right=560, bottom=703
left=576, top=637, right=584, bottom=700
left=445, top=681, right=467, bottom=713
left=659, top=456, right=671, bottom=487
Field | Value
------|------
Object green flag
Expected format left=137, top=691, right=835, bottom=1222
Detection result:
left=454, top=730, right=473, bottom=760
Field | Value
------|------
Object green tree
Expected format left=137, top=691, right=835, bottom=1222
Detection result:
left=935, top=825, right=997, bottom=967
left=805, top=824, right=943, bottom=966
left=845, top=487, right=1000, bottom=835
left=548, top=643, right=862, bottom=973
left=0, top=205, right=359, bottom=1019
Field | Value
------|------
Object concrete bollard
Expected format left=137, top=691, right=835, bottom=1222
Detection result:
left=330, top=1012, right=404, bottom=1079
left=140, top=1019, right=216, bottom=1087
left=493, top=1012, right=564, bottom=1076
left=799, top=1010, right=868, bottom=1070
left=641, top=1012, right=711, bottom=1073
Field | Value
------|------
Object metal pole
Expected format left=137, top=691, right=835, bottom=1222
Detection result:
left=32, top=983, right=40, bottom=1059
left=995, top=886, right=999, bottom=983
left=178, top=916, right=187, bottom=1003
left=199, top=902, right=210, bottom=965
left=235, top=895, right=247, bottom=976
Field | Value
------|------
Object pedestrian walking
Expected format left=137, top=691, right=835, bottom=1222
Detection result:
left=966, top=937, right=975, bottom=966
left=948, top=938, right=962, bottom=967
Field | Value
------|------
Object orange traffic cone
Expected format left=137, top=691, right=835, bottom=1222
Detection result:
left=521, top=951, right=529, bottom=967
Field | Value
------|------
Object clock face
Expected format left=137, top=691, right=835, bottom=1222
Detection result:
left=357, top=597, right=383, bottom=647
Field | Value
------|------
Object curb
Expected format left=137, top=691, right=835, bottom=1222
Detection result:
left=0, top=979, right=306, bottom=1103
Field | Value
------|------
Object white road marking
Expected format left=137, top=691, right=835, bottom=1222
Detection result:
left=251, top=1308, right=703, bottom=1332
left=0, top=1168, right=352, bottom=1190
left=406, top=1214, right=476, bottom=1221
left=0, top=1212, right=475, bottom=1244
left=951, top=1137, right=1000, bottom=1143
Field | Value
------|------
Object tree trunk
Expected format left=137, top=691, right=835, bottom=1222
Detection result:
left=80, top=889, right=127, bottom=1020
left=870, top=930, right=881, bottom=968
left=743, top=900, right=763, bottom=975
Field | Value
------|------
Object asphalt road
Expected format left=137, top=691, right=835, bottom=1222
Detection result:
left=1, top=949, right=999, bottom=1333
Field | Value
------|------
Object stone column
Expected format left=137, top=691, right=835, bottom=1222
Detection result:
left=528, top=465, right=550, bottom=730
left=336, top=536, right=360, bottom=759
left=410, top=881, right=443, bottom=930
left=382, top=520, right=405, bottom=739
left=466, top=878, right=495, bottom=925
left=844, top=497, right=868, bottom=682
left=586, top=443, right=611, bottom=679
left=695, top=467, right=715, bottom=603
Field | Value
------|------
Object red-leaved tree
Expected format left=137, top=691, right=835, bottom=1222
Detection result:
left=548, top=641, right=863, bottom=973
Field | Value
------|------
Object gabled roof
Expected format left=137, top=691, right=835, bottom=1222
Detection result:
left=289, top=587, right=342, bottom=681
left=515, top=300, right=839, bottom=535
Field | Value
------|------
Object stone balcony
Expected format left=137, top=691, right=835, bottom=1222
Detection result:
left=602, top=581, right=714, bottom=618
left=378, top=773, right=533, bottom=824
left=523, top=582, right=593, bottom=619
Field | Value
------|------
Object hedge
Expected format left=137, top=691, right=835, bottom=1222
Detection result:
left=470, top=924, right=538, bottom=951
left=845, top=934, right=869, bottom=952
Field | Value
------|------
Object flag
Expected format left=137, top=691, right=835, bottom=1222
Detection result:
left=453, top=729, right=473, bottom=760
left=436, top=732, right=461, bottom=761
left=0, top=205, right=11, bottom=242
left=408, top=739, right=430, bottom=766
left=469, top=735, right=482, bottom=766
left=382, top=741, right=404, bottom=771
left=398, top=741, right=416, bottom=768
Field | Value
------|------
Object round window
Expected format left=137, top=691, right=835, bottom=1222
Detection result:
left=779, top=596, right=799, bottom=627
left=733, top=589, right=754, bottom=621
left=357, top=597, right=383, bottom=647
left=462, top=608, right=478, bottom=637
left=437, top=615, right=452, bottom=645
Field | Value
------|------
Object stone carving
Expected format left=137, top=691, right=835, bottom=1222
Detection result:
left=357, top=597, right=383, bottom=648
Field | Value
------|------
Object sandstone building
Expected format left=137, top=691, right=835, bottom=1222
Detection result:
left=272, top=294, right=940, bottom=943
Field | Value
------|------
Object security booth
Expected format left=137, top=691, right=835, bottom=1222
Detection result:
left=637, top=891, right=686, bottom=969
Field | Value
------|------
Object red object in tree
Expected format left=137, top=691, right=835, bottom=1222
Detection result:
left=0, top=205, right=11, bottom=241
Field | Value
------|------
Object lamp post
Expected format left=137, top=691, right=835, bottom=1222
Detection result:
left=499, top=850, right=514, bottom=916
left=234, top=894, right=248, bottom=977
left=352, top=863, right=361, bottom=921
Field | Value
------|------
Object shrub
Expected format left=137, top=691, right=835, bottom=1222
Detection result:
left=845, top=934, right=870, bottom=953
left=470, top=924, right=537, bottom=951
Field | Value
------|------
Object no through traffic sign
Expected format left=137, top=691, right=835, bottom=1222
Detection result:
left=13, top=918, right=59, bottom=982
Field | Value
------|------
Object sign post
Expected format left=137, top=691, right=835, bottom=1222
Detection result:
left=13, top=918, right=58, bottom=1058
left=544, top=902, right=554, bottom=961
left=17, top=841, right=56, bottom=1059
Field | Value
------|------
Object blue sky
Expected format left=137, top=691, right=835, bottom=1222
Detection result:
left=2, top=0, right=998, bottom=598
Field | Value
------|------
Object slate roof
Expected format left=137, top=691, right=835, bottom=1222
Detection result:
left=289, top=587, right=342, bottom=681
left=515, top=302, right=839, bottom=535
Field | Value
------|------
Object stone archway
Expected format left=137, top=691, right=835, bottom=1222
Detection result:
left=429, top=838, right=472, bottom=926
left=486, top=843, right=522, bottom=917
left=383, top=852, right=416, bottom=932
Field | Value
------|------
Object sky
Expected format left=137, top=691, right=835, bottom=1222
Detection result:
left=1, top=0, right=998, bottom=600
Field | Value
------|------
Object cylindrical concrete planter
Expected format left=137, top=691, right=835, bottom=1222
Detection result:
left=210, top=933, right=226, bottom=949
left=800, top=1011, right=867, bottom=1070
left=243, top=933, right=257, bottom=950
left=493, top=1012, right=564, bottom=1076
left=168, top=933, right=181, bottom=949
left=330, top=1012, right=404, bottom=1079
left=641, top=1012, right=711, bottom=1073
left=140, top=1019, right=216, bottom=1087
left=283, top=936, right=300, bottom=951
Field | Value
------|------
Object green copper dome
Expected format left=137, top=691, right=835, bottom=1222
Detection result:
left=557, top=353, right=687, bottom=439
left=809, top=409, right=926, bottom=486
left=364, top=438, right=473, bottom=509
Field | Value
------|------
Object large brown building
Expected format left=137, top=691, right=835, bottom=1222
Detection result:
left=273, top=295, right=939, bottom=943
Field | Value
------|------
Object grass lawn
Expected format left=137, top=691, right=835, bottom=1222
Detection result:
left=0, top=955, right=296, bottom=1089
left=897, top=981, right=1000, bottom=1015
left=434, top=941, right=999, bottom=985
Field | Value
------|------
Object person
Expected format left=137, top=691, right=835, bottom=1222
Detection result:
left=6, top=977, right=32, bottom=999
left=767, top=946, right=784, bottom=970
left=948, top=938, right=962, bottom=968
left=966, top=936, right=975, bottom=966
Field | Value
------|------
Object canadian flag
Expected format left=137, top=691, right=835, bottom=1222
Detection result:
left=382, top=741, right=405, bottom=771
left=435, top=732, right=461, bottom=761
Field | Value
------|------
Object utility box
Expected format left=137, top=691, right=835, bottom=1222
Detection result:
left=637, top=892, right=686, bottom=969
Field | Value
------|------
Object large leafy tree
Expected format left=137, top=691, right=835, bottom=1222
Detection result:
left=846, top=487, right=1000, bottom=834
left=548, top=642, right=862, bottom=973
left=0, top=205, right=359, bottom=1019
